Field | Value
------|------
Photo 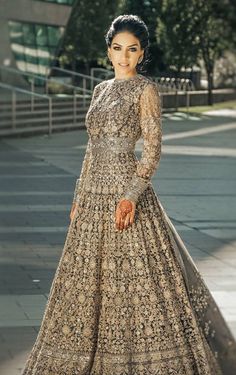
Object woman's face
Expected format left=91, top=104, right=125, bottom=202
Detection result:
left=108, top=31, right=144, bottom=78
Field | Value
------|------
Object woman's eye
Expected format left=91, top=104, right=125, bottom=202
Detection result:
left=113, top=47, right=137, bottom=52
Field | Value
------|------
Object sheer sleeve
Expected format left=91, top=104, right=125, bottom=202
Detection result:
left=72, top=138, right=92, bottom=204
left=121, top=82, right=162, bottom=204
left=72, top=83, right=101, bottom=204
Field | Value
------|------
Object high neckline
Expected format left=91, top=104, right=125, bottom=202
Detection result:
left=113, top=74, right=141, bottom=82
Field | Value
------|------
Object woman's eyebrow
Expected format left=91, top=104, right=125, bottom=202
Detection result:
left=112, top=43, right=138, bottom=47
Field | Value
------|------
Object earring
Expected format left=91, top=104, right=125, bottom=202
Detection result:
left=138, top=57, right=143, bottom=64
left=107, top=54, right=114, bottom=69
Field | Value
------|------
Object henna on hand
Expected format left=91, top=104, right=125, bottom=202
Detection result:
left=115, top=198, right=136, bottom=231
left=120, top=199, right=133, bottom=216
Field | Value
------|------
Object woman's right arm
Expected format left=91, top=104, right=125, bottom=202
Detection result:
left=70, top=83, right=102, bottom=220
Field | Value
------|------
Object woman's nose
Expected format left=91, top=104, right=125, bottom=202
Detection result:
left=122, top=49, right=129, bottom=59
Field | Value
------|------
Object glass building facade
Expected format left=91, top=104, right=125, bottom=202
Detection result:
left=0, top=0, right=74, bottom=87
left=8, top=21, right=65, bottom=82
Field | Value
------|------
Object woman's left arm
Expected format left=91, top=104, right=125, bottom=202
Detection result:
left=121, top=82, right=162, bottom=204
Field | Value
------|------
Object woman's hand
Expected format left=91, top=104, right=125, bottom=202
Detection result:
left=70, top=202, right=79, bottom=222
left=115, top=198, right=136, bottom=231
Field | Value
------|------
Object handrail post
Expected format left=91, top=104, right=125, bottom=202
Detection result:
left=83, top=78, right=86, bottom=107
left=31, top=78, right=35, bottom=111
left=45, top=79, right=48, bottom=96
left=12, top=89, right=16, bottom=129
left=186, top=90, right=190, bottom=118
left=90, top=69, right=94, bottom=91
left=48, top=97, right=52, bottom=136
left=175, top=88, right=178, bottom=112
left=73, top=88, right=77, bottom=125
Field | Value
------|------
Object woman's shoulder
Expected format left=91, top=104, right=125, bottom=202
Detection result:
left=138, top=76, right=161, bottom=103
left=94, top=80, right=108, bottom=91
left=139, top=75, right=160, bottom=90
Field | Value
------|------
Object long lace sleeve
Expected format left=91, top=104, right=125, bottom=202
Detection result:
left=121, top=82, right=162, bottom=204
left=72, top=83, right=101, bottom=204
left=72, top=138, right=92, bottom=204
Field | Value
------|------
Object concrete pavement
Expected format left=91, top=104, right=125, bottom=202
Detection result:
left=0, top=110, right=236, bottom=374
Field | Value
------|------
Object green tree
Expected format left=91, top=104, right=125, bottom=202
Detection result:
left=158, top=0, right=234, bottom=105
left=157, top=0, right=199, bottom=74
left=57, top=0, right=119, bottom=75
left=193, top=0, right=232, bottom=104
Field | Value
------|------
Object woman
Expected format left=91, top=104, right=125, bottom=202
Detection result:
left=21, top=14, right=236, bottom=375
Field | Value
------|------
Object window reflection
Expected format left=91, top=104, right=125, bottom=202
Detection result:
left=8, top=21, right=64, bottom=85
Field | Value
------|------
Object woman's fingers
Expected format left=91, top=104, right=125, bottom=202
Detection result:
left=115, top=202, right=135, bottom=231
left=70, top=210, right=75, bottom=221
left=70, top=210, right=73, bottom=221
left=70, top=202, right=79, bottom=221
left=118, top=210, right=124, bottom=231
left=123, top=212, right=131, bottom=229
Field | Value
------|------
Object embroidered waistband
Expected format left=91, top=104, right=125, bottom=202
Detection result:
left=90, top=136, right=136, bottom=154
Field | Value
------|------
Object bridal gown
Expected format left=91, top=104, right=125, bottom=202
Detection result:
left=21, top=73, right=236, bottom=374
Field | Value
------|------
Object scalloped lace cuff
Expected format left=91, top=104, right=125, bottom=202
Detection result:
left=121, top=174, right=150, bottom=204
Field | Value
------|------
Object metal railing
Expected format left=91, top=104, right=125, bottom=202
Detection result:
left=49, top=67, right=103, bottom=92
left=90, top=67, right=114, bottom=83
left=153, top=76, right=195, bottom=113
left=0, top=66, right=93, bottom=109
left=0, top=83, right=52, bottom=135
left=154, top=77, right=195, bottom=92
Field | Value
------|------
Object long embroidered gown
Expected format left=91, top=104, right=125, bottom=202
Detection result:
left=21, top=74, right=236, bottom=375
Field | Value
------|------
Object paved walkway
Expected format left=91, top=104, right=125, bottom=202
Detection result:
left=0, top=110, right=236, bottom=374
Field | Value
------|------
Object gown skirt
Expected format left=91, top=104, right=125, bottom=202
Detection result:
left=20, top=149, right=236, bottom=375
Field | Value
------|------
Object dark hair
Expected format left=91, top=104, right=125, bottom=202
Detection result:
left=104, top=14, right=150, bottom=74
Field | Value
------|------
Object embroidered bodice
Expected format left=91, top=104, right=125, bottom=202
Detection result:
left=73, top=73, right=162, bottom=205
